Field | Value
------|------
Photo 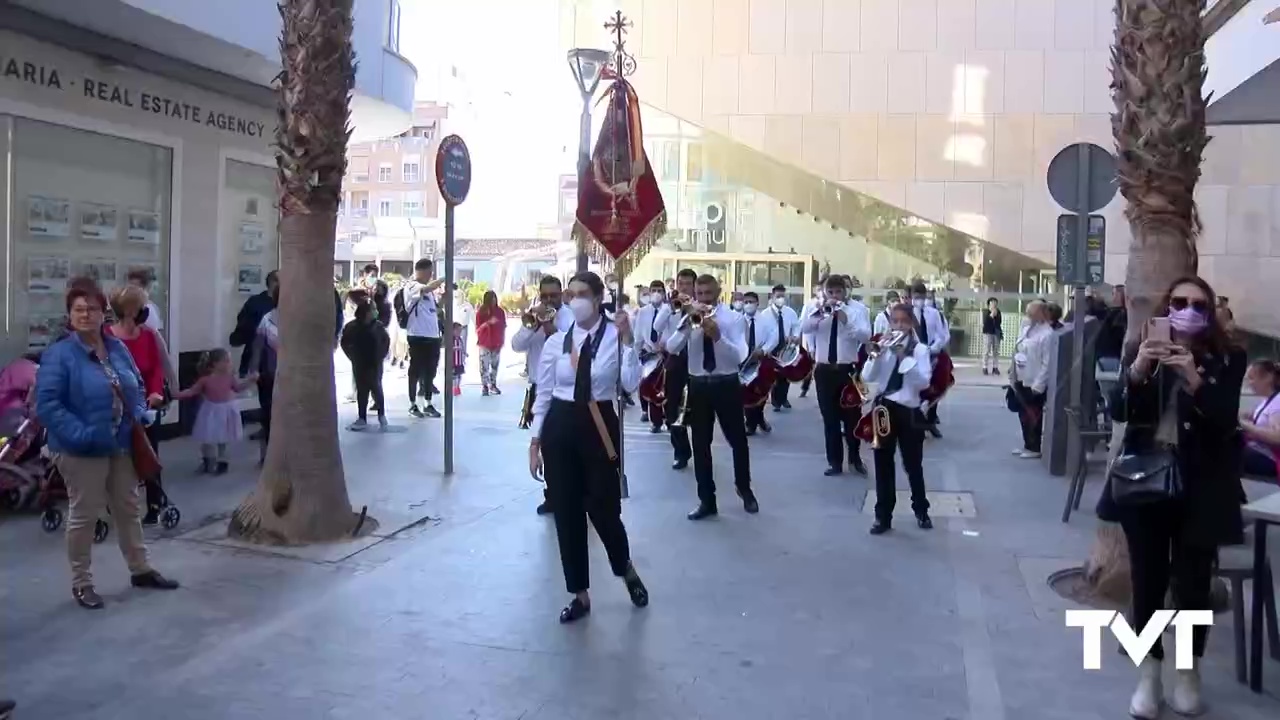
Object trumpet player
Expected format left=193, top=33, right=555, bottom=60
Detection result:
left=910, top=282, right=950, bottom=437
left=741, top=292, right=779, bottom=435
left=636, top=279, right=668, bottom=428
left=873, top=291, right=901, bottom=337
left=864, top=304, right=934, bottom=535
left=666, top=274, right=758, bottom=520
left=512, top=275, right=575, bottom=515
left=654, top=269, right=698, bottom=468
left=766, top=284, right=800, bottom=411
left=802, top=275, right=871, bottom=476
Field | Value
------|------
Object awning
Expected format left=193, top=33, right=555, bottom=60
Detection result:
left=1207, top=58, right=1280, bottom=126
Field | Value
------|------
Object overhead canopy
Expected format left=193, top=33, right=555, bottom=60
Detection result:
left=1207, top=58, right=1280, bottom=126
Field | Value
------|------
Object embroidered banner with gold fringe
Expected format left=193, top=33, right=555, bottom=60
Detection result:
left=573, top=75, right=666, bottom=278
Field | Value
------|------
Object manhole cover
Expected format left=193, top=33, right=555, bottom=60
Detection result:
left=860, top=490, right=975, bottom=518
left=1047, top=567, right=1229, bottom=614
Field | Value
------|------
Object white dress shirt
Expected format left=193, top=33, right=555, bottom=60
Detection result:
left=635, top=302, right=665, bottom=353
left=530, top=317, right=640, bottom=438
left=872, top=307, right=893, bottom=337
left=665, top=303, right=748, bottom=376
left=914, top=304, right=949, bottom=355
left=863, top=339, right=933, bottom=409
left=763, top=303, right=799, bottom=343
left=511, top=305, right=575, bottom=382
left=799, top=298, right=820, bottom=345
left=801, top=300, right=872, bottom=365
left=742, top=310, right=780, bottom=355
left=403, top=281, right=441, bottom=338
left=653, top=302, right=684, bottom=351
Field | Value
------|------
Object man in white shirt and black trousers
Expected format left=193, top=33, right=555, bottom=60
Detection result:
left=741, top=291, right=779, bottom=435
left=666, top=274, right=759, bottom=520
left=909, top=282, right=950, bottom=438
left=511, top=275, right=575, bottom=515
left=635, top=279, right=667, bottom=429
left=803, top=275, right=872, bottom=476
left=765, top=284, right=800, bottom=411
left=403, top=258, right=445, bottom=419
left=655, top=269, right=698, bottom=467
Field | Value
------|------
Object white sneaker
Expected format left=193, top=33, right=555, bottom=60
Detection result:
left=1012, top=448, right=1026, bottom=455
left=1169, top=667, right=1204, bottom=716
left=1019, top=451, right=1042, bottom=459
left=1130, top=657, right=1163, bottom=719
left=348, top=419, right=368, bottom=431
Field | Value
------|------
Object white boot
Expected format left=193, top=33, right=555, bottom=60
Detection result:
left=1129, top=656, right=1163, bottom=719
left=1169, top=666, right=1204, bottom=716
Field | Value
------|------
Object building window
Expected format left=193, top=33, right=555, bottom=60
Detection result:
left=378, top=164, right=392, bottom=182
left=353, top=170, right=369, bottom=183
left=387, top=0, right=402, bottom=52
left=402, top=162, right=420, bottom=183
left=378, top=199, right=393, bottom=216
left=403, top=200, right=421, bottom=216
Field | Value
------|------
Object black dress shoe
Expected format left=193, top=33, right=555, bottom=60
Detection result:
left=916, top=514, right=933, bottom=530
left=687, top=504, right=717, bottom=521
left=535, top=501, right=552, bottom=516
left=869, top=519, right=892, bottom=535
left=823, top=467, right=842, bottom=477
left=738, top=489, right=759, bottom=514
left=672, top=458, right=689, bottom=470
left=130, top=570, right=179, bottom=590
left=759, top=420, right=772, bottom=434
left=0, top=697, right=15, bottom=719
left=624, top=574, right=649, bottom=608
left=650, top=425, right=663, bottom=434
left=745, top=427, right=757, bottom=437
left=640, top=412, right=648, bottom=422
left=73, top=585, right=104, bottom=609
left=928, top=426, right=943, bottom=439
left=850, top=457, right=868, bottom=476
left=559, top=597, right=591, bottom=624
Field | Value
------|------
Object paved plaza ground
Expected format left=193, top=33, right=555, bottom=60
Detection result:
left=1, top=357, right=1278, bottom=719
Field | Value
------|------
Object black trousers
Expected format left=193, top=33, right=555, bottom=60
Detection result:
left=872, top=400, right=930, bottom=521
left=257, top=374, right=275, bottom=449
left=814, top=364, right=860, bottom=469
left=745, top=404, right=766, bottom=431
left=800, top=373, right=812, bottom=394
left=770, top=375, right=790, bottom=408
left=407, top=336, right=441, bottom=405
left=1014, top=382, right=1046, bottom=452
left=664, top=360, right=691, bottom=461
left=541, top=399, right=632, bottom=594
left=1120, top=505, right=1216, bottom=660
left=354, top=366, right=385, bottom=421
left=688, top=375, right=752, bottom=506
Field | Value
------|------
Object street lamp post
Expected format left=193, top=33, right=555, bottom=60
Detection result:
left=566, top=48, right=610, bottom=273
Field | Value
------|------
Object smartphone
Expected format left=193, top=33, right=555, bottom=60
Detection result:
left=1147, top=317, right=1171, bottom=344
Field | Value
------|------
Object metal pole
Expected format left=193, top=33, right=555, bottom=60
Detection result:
left=575, top=97, right=591, bottom=273
left=443, top=203, right=456, bottom=475
left=616, top=275, right=628, bottom=499
left=1066, top=144, right=1090, bottom=478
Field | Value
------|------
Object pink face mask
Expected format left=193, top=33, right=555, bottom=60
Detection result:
left=1168, top=307, right=1208, bottom=335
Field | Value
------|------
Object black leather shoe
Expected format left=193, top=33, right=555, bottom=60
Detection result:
left=869, top=519, right=892, bottom=535
left=0, top=697, right=15, bottom=719
left=535, top=501, right=552, bottom=516
left=823, top=467, right=842, bottom=477
left=672, top=458, right=689, bottom=471
left=916, top=514, right=933, bottom=530
left=687, top=504, right=717, bottom=521
left=851, top=457, right=868, bottom=476
left=640, top=412, right=648, bottom=422
left=738, top=489, right=759, bottom=514
left=130, top=570, right=179, bottom=590
left=745, top=427, right=757, bottom=437
left=759, top=420, right=772, bottom=434
left=73, top=585, right=104, bottom=609
left=782, top=401, right=792, bottom=409
left=928, top=426, right=943, bottom=439
left=624, top=574, right=649, bottom=608
left=650, top=425, right=663, bottom=434
left=559, top=597, right=591, bottom=624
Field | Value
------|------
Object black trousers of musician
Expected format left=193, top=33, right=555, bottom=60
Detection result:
left=872, top=400, right=930, bottom=521
left=664, top=359, right=691, bottom=461
left=541, top=399, right=632, bottom=594
left=745, top=403, right=767, bottom=432
left=688, top=375, right=752, bottom=507
left=813, top=364, right=860, bottom=469
left=770, top=375, right=790, bottom=409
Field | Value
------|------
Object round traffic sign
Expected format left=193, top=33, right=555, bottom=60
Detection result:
left=1046, top=142, right=1117, bottom=214
left=435, top=134, right=471, bottom=206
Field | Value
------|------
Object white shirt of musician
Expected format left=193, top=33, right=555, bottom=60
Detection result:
left=801, top=300, right=872, bottom=364
left=914, top=304, right=950, bottom=356
left=530, top=317, right=640, bottom=438
left=764, top=303, right=800, bottom=342
left=873, top=307, right=894, bottom=337
left=862, top=340, right=933, bottom=409
left=635, top=302, right=665, bottom=354
left=799, top=298, right=822, bottom=346
left=653, top=301, right=687, bottom=350
left=743, top=309, right=781, bottom=355
left=665, top=303, right=749, bottom=377
left=511, top=305, right=575, bottom=384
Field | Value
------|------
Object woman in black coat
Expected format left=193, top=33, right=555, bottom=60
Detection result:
left=1098, top=275, right=1244, bottom=719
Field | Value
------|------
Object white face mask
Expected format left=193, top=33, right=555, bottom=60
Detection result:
left=772, top=296, right=785, bottom=308
left=912, top=298, right=926, bottom=309
left=569, top=297, right=596, bottom=323
left=639, top=293, right=650, bottom=306
left=743, top=302, right=758, bottom=315
left=732, top=301, right=744, bottom=311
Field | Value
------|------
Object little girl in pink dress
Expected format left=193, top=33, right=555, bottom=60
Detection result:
left=173, top=348, right=257, bottom=474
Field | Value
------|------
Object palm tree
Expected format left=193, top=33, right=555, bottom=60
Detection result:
left=228, top=0, right=364, bottom=544
left=1082, top=0, right=1208, bottom=602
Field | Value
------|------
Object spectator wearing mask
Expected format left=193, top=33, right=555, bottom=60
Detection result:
left=341, top=300, right=390, bottom=431
left=1009, top=301, right=1054, bottom=459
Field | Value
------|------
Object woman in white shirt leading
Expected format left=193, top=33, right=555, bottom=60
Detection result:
left=862, top=303, right=934, bottom=535
left=528, top=272, right=650, bottom=624
left=1009, top=301, right=1055, bottom=459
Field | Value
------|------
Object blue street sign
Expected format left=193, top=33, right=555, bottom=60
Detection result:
left=435, top=134, right=471, bottom=206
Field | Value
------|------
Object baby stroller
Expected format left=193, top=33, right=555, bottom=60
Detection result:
left=0, top=418, right=110, bottom=543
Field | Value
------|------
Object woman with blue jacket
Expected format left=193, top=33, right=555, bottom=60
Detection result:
left=36, top=279, right=178, bottom=610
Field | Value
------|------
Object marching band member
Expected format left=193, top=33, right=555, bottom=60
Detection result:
left=730, top=291, right=745, bottom=315
left=741, top=292, right=779, bottom=435
left=910, top=283, right=950, bottom=438
left=635, top=280, right=667, bottom=427
left=863, top=303, right=934, bottom=535
left=655, top=269, right=697, bottom=468
left=766, top=284, right=800, bottom=411
left=803, top=276, right=872, bottom=476
left=666, top=274, right=758, bottom=520
left=873, top=290, right=900, bottom=337
left=512, top=275, right=575, bottom=516
left=798, top=283, right=824, bottom=398
left=528, top=271, right=649, bottom=624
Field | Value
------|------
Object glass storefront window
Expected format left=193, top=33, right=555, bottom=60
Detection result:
left=221, top=159, right=278, bottom=375
left=2, top=116, right=173, bottom=365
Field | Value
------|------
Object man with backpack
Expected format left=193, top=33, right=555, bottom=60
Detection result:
left=400, top=258, right=445, bottom=418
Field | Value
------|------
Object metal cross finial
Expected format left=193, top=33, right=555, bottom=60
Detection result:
left=603, top=10, right=636, bottom=77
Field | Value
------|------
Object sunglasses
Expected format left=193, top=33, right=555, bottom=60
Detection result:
left=1169, top=297, right=1209, bottom=313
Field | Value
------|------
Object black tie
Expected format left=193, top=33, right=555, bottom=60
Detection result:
left=827, top=312, right=839, bottom=364
left=649, top=312, right=658, bottom=343
left=883, top=353, right=906, bottom=396
left=702, top=330, right=716, bottom=373
left=917, top=308, right=930, bottom=346
left=748, top=318, right=756, bottom=351
left=574, top=331, right=594, bottom=404
left=776, top=310, right=784, bottom=347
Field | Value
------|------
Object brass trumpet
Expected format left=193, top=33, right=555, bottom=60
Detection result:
left=517, top=385, right=535, bottom=429
left=866, top=329, right=909, bottom=360
left=521, top=304, right=556, bottom=330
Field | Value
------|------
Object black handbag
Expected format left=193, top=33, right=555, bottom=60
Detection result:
left=1004, top=385, right=1020, bottom=413
left=1109, top=448, right=1181, bottom=505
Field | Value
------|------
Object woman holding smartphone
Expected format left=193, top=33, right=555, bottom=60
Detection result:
left=1097, top=276, right=1244, bottom=719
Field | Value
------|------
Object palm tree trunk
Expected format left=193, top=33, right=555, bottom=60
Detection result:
left=229, top=0, right=362, bottom=544
left=1083, top=0, right=1207, bottom=602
